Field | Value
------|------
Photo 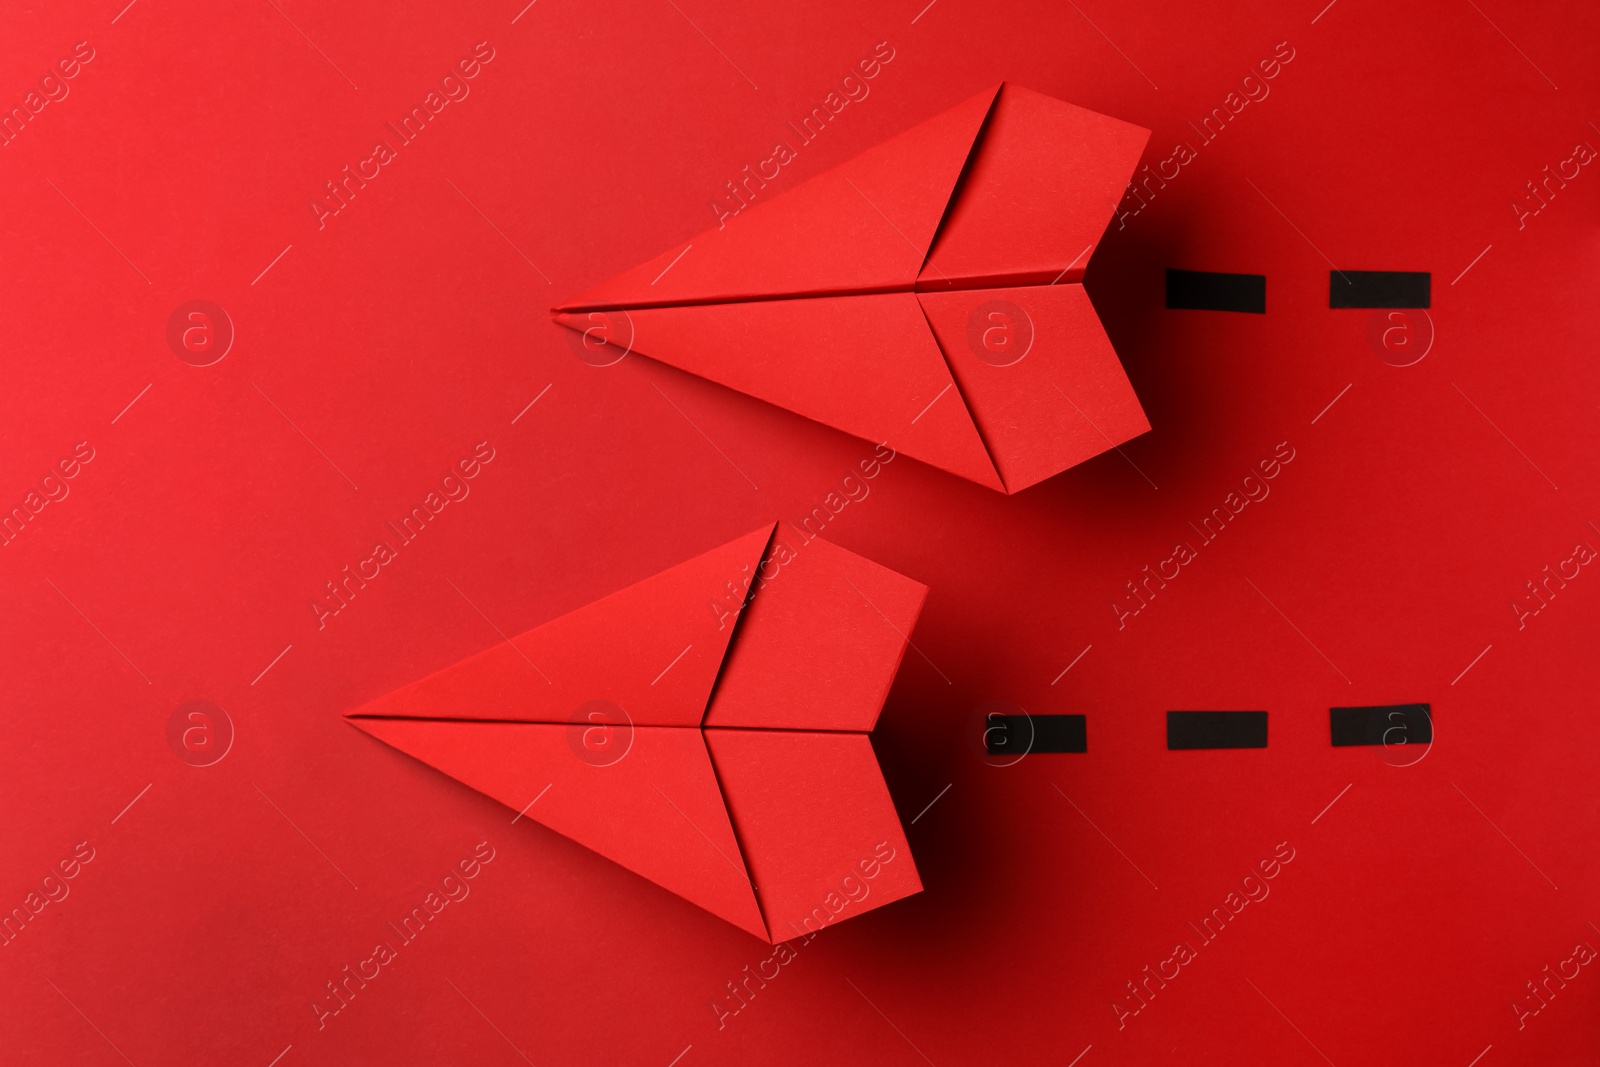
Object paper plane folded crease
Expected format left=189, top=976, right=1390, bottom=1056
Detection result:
left=553, top=82, right=1153, bottom=493
left=347, top=522, right=925, bottom=942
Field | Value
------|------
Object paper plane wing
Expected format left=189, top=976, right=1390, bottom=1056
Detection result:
left=553, top=82, right=1152, bottom=494
left=558, top=85, right=997, bottom=310
left=345, top=523, right=773, bottom=726
left=556, top=293, right=1007, bottom=491
left=346, top=524, right=926, bottom=941
left=348, top=716, right=770, bottom=939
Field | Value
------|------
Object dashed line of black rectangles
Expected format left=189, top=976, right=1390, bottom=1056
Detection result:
left=982, top=704, right=1432, bottom=754
left=1164, top=270, right=1431, bottom=313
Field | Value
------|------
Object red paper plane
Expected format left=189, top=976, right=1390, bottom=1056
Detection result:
left=347, top=523, right=925, bottom=941
left=554, top=83, right=1152, bottom=493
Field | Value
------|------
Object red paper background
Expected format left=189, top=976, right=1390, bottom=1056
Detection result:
left=1, top=0, right=1596, bottom=1064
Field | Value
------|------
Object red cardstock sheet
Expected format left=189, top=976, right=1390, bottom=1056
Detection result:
left=1, top=0, right=1597, bottom=1065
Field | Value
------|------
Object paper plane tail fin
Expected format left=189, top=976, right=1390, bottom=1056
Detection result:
left=707, top=729, right=921, bottom=941
left=919, top=283, right=1149, bottom=493
left=918, top=83, right=1151, bottom=290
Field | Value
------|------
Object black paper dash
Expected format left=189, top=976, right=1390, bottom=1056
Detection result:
left=984, top=714, right=1087, bottom=754
left=1167, top=711, right=1268, bottom=750
left=1328, top=271, right=1430, bottom=308
left=1165, top=269, right=1266, bottom=314
left=1329, top=704, right=1432, bottom=746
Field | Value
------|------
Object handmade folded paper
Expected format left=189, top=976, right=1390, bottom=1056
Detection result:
left=347, top=522, right=925, bottom=941
left=554, top=82, right=1152, bottom=493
